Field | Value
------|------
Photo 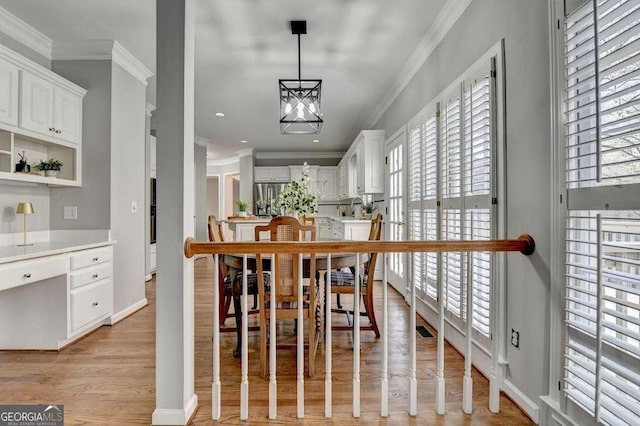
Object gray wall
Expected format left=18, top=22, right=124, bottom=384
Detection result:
left=207, top=177, right=219, bottom=219
left=373, top=0, right=551, bottom=407
left=110, top=62, right=147, bottom=313
left=238, top=154, right=253, bottom=210
left=194, top=144, right=207, bottom=241
left=145, top=111, right=152, bottom=277
left=50, top=60, right=112, bottom=230
left=0, top=185, right=50, bottom=233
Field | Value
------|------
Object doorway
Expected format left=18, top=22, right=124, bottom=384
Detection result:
left=385, top=128, right=407, bottom=295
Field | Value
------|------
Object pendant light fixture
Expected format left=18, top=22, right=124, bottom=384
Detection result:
left=279, top=20, right=323, bottom=134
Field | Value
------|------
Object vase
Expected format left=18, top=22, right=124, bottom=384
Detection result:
left=45, top=170, right=58, bottom=178
left=238, top=211, right=247, bottom=217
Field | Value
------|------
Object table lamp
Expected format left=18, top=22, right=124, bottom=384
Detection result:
left=16, top=202, right=34, bottom=247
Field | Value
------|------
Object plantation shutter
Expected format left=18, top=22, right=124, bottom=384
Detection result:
left=408, top=116, right=425, bottom=297
left=423, top=111, right=440, bottom=301
left=563, top=1, right=640, bottom=424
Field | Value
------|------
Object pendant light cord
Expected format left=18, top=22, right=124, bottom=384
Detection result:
left=297, top=33, right=301, bottom=88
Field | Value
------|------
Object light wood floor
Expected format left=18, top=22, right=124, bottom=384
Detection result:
left=0, top=257, right=532, bottom=425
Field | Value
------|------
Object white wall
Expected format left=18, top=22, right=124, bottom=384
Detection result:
left=373, top=0, right=551, bottom=416
left=194, top=144, right=207, bottom=241
left=206, top=177, right=219, bottom=219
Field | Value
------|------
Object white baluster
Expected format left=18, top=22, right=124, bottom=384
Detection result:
left=489, top=250, right=501, bottom=413
left=463, top=254, right=473, bottom=414
left=353, top=253, right=361, bottom=418
left=240, top=255, right=249, bottom=420
left=409, top=253, right=417, bottom=416
left=269, top=253, right=277, bottom=419
left=436, top=254, right=446, bottom=415
left=380, top=253, right=389, bottom=417
left=297, top=253, right=304, bottom=418
left=325, top=254, right=333, bottom=418
left=212, top=254, right=221, bottom=420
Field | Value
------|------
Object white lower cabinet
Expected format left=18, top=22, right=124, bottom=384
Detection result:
left=70, top=280, right=112, bottom=331
left=0, top=243, right=114, bottom=349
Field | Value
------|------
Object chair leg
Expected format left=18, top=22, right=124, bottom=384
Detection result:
left=232, top=282, right=242, bottom=358
left=336, top=293, right=343, bottom=309
left=222, top=294, right=233, bottom=323
left=363, top=289, right=380, bottom=338
left=260, top=315, right=268, bottom=379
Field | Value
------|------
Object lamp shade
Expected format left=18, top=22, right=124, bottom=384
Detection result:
left=16, top=202, right=34, bottom=215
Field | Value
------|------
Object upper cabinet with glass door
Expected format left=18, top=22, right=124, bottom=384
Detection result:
left=0, top=44, right=86, bottom=187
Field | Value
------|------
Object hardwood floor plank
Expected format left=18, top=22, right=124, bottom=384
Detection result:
left=0, top=257, right=532, bottom=424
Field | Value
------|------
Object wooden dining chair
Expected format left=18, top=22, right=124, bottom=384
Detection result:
left=328, top=213, right=383, bottom=338
left=208, top=215, right=262, bottom=357
left=255, top=216, right=321, bottom=378
left=300, top=214, right=316, bottom=241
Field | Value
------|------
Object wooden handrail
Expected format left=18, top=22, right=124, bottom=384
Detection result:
left=184, top=234, right=535, bottom=258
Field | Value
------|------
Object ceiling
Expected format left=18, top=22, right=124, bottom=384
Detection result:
left=0, top=0, right=447, bottom=160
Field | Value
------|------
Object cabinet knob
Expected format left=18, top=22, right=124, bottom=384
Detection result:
left=92, top=274, right=99, bottom=279
left=23, top=273, right=32, bottom=278
left=49, top=127, right=54, bottom=132
left=92, top=302, right=99, bottom=307
left=55, top=130, right=61, bottom=134
left=92, top=257, right=99, bottom=262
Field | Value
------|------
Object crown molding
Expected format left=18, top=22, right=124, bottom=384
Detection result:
left=254, top=151, right=345, bottom=160
left=366, top=0, right=473, bottom=128
left=195, top=136, right=209, bottom=148
left=237, top=148, right=254, bottom=158
left=146, top=103, right=156, bottom=117
left=207, top=157, right=239, bottom=167
left=0, top=6, right=53, bottom=60
left=53, top=40, right=153, bottom=86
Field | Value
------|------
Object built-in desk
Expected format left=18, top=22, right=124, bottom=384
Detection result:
left=0, top=232, right=116, bottom=350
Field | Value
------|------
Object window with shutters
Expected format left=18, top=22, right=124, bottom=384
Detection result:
left=563, top=1, right=640, bottom=424
left=405, top=50, right=500, bottom=347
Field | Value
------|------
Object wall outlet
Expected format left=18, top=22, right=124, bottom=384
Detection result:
left=63, top=206, right=78, bottom=220
left=131, top=201, right=138, bottom=213
left=511, top=328, right=520, bottom=349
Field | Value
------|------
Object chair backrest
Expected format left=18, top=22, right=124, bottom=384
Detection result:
left=365, top=213, right=383, bottom=280
left=300, top=214, right=316, bottom=240
left=255, top=216, right=316, bottom=304
left=208, top=215, right=228, bottom=276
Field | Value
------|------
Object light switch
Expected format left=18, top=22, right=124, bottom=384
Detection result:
left=64, top=206, right=78, bottom=220
left=131, top=201, right=138, bottom=213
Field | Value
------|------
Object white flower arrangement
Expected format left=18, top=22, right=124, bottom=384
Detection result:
left=277, top=162, right=317, bottom=214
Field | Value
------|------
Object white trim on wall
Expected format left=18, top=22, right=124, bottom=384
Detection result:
left=146, top=103, right=156, bottom=117
left=366, top=0, right=473, bottom=129
left=0, top=6, right=53, bottom=60
left=52, top=40, right=153, bottom=86
left=254, top=151, right=346, bottom=160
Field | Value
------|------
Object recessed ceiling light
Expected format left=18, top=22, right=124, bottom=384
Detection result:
left=312, top=139, right=319, bottom=143
left=214, top=112, right=225, bottom=117
left=240, top=140, right=248, bottom=144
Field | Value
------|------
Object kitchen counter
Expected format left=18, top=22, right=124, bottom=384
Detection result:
left=0, top=230, right=115, bottom=264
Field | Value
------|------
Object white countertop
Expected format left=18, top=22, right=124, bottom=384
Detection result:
left=317, top=215, right=374, bottom=224
left=0, top=236, right=115, bottom=264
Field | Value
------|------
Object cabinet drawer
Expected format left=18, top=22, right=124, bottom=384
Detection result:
left=70, top=280, right=112, bottom=331
left=69, top=246, right=112, bottom=270
left=0, top=256, right=67, bottom=292
left=69, top=262, right=111, bottom=289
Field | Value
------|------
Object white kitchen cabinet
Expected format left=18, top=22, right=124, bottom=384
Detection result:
left=19, top=71, right=55, bottom=137
left=20, top=72, right=82, bottom=145
left=149, top=243, right=157, bottom=273
left=0, top=242, right=114, bottom=350
left=53, top=86, right=82, bottom=144
left=0, top=57, right=19, bottom=127
left=337, top=161, right=347, bottom=199
left=290, top=164, right=319, bottom=194
left=355, top=130, right=385, bottom=194
left=317, top=166, right=338, bottom=201
left=0, top=45, right=86, bottom=187
left=254, top=166, right=290, bottom=182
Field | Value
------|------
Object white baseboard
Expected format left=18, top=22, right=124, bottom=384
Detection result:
left=107, top=298, right=148, bottom=325
left=152, top=393, right=198, bottom=425
left=503, top=379, right=540, bottom=424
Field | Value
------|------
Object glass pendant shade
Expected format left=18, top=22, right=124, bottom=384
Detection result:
left=279, top=79, right=323, bottom=134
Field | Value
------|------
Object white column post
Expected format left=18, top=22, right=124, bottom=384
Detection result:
left=297, top=253, right=304, bottom=418
left=462, top=254, right=473, bottom=414
left=240, top=255, right=249, bottom=420
left=212, top=254, right=221, bottom=420
left=269, top=253, right=277, bottom=420
left=153, top=1, right=197, bottom=424
left=409, top=255, right=417, bottom=416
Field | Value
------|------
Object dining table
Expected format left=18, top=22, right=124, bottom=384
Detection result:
left=220, top=250, right=369, bottom=357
